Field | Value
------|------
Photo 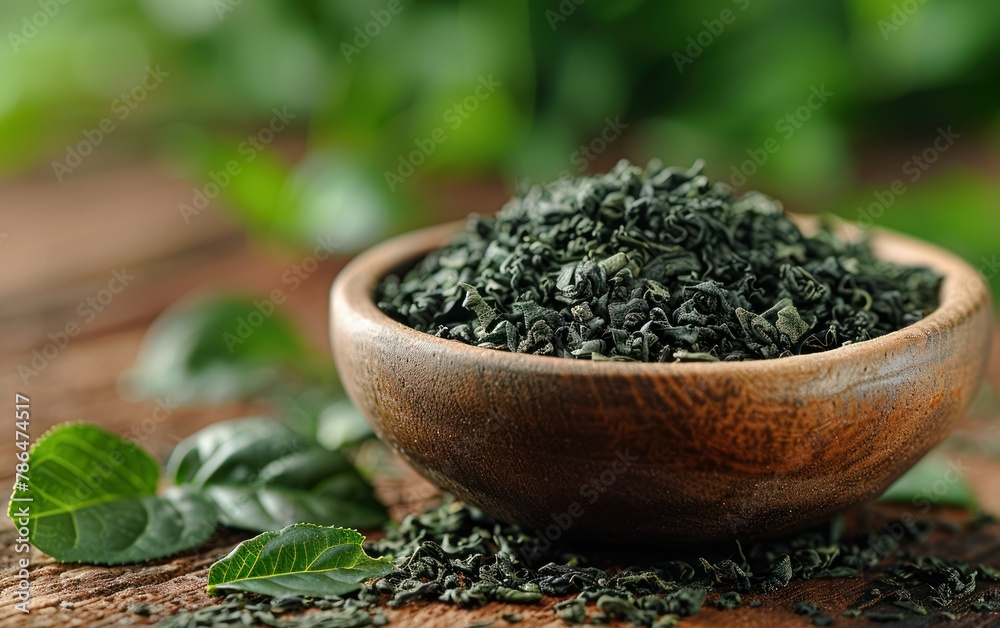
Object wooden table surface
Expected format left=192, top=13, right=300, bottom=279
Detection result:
left=0, top=165, right=998, bottom=627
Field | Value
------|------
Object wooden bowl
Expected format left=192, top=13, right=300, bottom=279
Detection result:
left=330, top=220, right=993, bottom=543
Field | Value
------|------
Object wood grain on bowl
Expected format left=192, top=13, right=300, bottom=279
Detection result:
left=330, top=220, right=993, bottom=543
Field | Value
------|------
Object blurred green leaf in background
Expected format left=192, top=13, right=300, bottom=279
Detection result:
left=1, top=0, right=997, bottom=289
left=124, top=295, right=332, bottom=405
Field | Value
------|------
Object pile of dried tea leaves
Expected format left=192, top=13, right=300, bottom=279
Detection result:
left=379, top=160, right=943, bottom=362
left=164, top=501, right=999, bottom=627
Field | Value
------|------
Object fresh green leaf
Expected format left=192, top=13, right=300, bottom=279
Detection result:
left=8, top=424, right=217, bottom=565
left=207, top=524, right=394, bottom=597
left=258, top=447, right=353, bottom=486
left=26, top=487, right=218, bottom=566
left=268, top=387, right=347, bottom=442
left=167, top=127, right=303, bottom=246
left=170, top=418, right=387, bottom=532
left=279, top=150, right=405, bottom=252
left=124, top=296, right=328, bottom=405
left=879, top=453, right=979, bottom=510
left=168, top=417, right=309, bottom=487
left=203, top=449, right=387, bottom=532
left=204, top=481, right=386, bottom=534
left=171, top=132, right=405, bottom=252
left=317, top=399, right=374, bottom=451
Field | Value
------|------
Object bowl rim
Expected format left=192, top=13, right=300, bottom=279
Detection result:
left=332, top=217, right=993, bottom=376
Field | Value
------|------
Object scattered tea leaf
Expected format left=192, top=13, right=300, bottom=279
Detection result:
left=894, top=599, right=927, bottom=615
left=180, top=497, right=1000, bottom=626
left=972, top=589, right=1000, bottom=612
left=716, top=591, right=741, bottom=610
left=864, top=610, right=906, bottom=622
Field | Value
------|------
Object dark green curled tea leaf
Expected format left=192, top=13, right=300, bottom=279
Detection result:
left=187, top=498, right=997, bottom=626
left=460, top=283, right=498, bottom=330
left=379, top=160, right=942, bottom=362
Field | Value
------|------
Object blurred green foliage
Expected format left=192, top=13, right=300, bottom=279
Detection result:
left=1, top=0, right=997, bottom=279
left=124, top=295, right=334, bottom=406
left=832, top=173, right=1000, bottom=295
left=879, top=452, right=978, bottom=511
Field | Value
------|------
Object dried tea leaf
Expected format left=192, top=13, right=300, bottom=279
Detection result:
left=379, top=160, right=942, bottom=362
